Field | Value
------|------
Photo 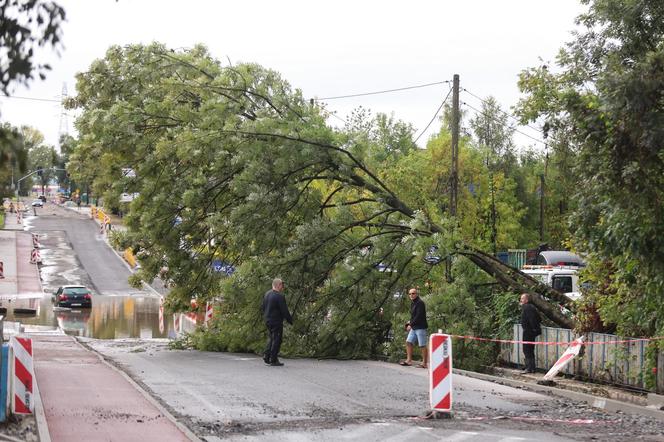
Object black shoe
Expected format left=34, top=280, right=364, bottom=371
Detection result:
left=269, top=361, right=284, bottom=366
left=263, top=357, right=270, bottom=365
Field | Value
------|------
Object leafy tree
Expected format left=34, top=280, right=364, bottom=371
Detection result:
left=20, top=126, right=55, bottom=195
left=0, top=0, right=65, bottom=94
left=517, top=0, right=664, bottom=336
left=70, top=43, right=575, bottom=362
left=0, top=122, right=27, bottom=197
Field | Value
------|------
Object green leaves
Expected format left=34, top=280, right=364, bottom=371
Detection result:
left=518, top=0, right=664, bottom=336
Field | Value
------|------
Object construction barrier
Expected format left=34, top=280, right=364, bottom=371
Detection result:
left=99, top=222, right=105, bottom=235
left=429, top=333, right=453, bottom=413
left=0, top=261, right=4, bottom=279
left=0, top=344, right=8, bottom=422
left=173, top=314, right=181, bottom=334
left=205, top=303, right=213, bottom=324
left=543, top=337, right=586, bottom=381
left=123, top=248, right=137, bottom=268
left=31, top=233, right=40, bottom=248
left=158, top=297, right=164, bottom=334
left=10, top=336, right=33, bottom=415
left=29, top=249, right=41, bottom=264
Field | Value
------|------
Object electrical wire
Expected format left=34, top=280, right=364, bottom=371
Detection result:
left=0, top=95, right=61, bottom=103
left=315, top=80, right=451, bottom=101
left=461, top=87, right=543, bottom=135
left=461, top=100, right=547, bottom=146
left=413, top=86, right=453, bottom=144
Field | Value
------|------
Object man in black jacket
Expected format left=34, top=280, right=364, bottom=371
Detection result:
left=261, top=278, right=293, bottom=366
left=520, top=293, right=541, bottom=373
left=400, top=287, right=428, bottom=368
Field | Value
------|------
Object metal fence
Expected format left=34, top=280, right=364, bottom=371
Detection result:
left=501, top=324, right=650, bottom=391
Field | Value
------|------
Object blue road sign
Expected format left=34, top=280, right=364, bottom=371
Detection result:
left=212, top=260, right=235, bottom=275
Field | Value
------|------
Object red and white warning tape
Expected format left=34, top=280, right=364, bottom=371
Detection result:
left=449, top=334, right=664, bottom=346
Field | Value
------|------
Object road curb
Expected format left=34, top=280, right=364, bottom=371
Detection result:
left=454, top=368, right=664, bottom=421
left=33, top=374, right=51, bottom=442
left=75, top=337, right=202, bottom=442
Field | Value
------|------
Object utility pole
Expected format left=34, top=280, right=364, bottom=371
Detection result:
left=539, top=173, right=545, bottom=241
left=450, top=74, right=460, bottom=217
left=539, top=148, right=549, bottom=242
left=446, top=74, right=460, bottom=282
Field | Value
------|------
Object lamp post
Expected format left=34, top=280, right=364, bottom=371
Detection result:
left=16, top=167, right=67, bottom=208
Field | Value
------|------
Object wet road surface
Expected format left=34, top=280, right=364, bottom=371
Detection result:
left=4, top=202, right=178, bottom=339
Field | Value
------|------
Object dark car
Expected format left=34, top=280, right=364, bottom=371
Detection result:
left=53, top=285, right=92, bottom=308
left=38, top=195, right=47, bottom=202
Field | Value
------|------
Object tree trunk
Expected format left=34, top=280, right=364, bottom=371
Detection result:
left=458, top=248, right=575, bottom=329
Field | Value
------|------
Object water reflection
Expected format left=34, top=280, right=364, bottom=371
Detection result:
left=2, top=293, right=180, bottom=339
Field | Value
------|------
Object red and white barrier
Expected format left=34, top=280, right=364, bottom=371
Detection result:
left=205, top=303, right=213, bottom=324
left=543, top=336, right=585, bottom=381
left=429, top=333, right=453, bottom=412
left=10, top=337, right=34, bottom=414
left=99, top=222, right=105, bottom=235
left=29, top=249, right=41, bottom=264
left=158, top=297, right=164, bottom=334
left=173, top=314, right=181, bottom=333
left=31, top=234, right=40, bottom=248
left=0, top=261, right=4, bottom=279
left=16, top=211, right=22, bottom=224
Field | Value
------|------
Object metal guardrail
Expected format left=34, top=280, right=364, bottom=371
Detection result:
left=501, top=324, right=650, bottom=391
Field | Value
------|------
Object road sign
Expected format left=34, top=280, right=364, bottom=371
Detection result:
left=211, top=260, right=235, bottom=275
left=423, top=245, right=442, bottom=265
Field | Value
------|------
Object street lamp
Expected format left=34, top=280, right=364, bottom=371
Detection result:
left=15, top=167, right=67, bottom=207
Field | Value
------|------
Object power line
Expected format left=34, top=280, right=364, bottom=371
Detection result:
left=315, top=80, right=451, bottom=101
left=0, top=94, right=61, bottom=103
left=461, top=100, right=548, bottom=146
left=414, top=86, right=453, bottom=144
left=460, top=87, right=546, bottom=137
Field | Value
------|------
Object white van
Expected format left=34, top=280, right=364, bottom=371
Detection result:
left=522, top=250, right=585, bottom=301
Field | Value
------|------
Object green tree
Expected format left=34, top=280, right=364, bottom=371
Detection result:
left=0, top=0, right=65, bottom=94
left=517, top=0, right=664, bottom=336
left=0, top=122, right=27, bottom=197
left=69, top=43, right=575, bottom=361
left=20, top=126, right=55, bottom=195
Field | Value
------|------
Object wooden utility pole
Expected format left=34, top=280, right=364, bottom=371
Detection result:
left=450, top=74, right=460, bottom=216
left=539, top=173, right=545, bottom=241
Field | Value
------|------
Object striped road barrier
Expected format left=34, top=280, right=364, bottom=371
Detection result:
left=10, top=336, right=33, bottom=414
left=429, top=333, right=453, bottom=413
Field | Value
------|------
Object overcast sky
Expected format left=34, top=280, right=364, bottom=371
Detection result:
left=0, top=0, right=585, bottom=151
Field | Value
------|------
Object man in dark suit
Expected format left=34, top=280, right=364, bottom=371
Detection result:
left=520, top=293, right=542, bottom=373
left=261, top=278, right=293, bottom=366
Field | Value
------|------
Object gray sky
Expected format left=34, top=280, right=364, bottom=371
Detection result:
left=0, top=0, right=585, bottom=151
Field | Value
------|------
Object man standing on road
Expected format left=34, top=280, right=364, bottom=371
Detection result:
left=520, top=293, right=541, bottom=373
left=400, top=287, right=428, bottom=368
left=261, top=278, right=293, bottom=367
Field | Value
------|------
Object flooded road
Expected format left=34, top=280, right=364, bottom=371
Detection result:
left=2, top=203, right=197, bottom=339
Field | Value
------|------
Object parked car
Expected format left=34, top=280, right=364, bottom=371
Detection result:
left=38, top=195, right=47, bottom=202
left=31, top=199, right=44, bottom=207
left=53, top=285, right=93, bottom=308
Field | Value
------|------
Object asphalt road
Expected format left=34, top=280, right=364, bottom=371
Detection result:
left=25, top=202, right=140, bottom=295
left=20, top=202, right=664, bottom=441
left=84, top=339, right=664, bottom=441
